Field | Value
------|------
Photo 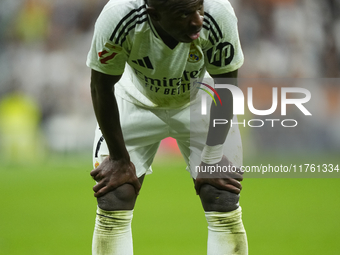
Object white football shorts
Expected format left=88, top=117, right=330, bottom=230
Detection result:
left=92, top=95, right=243, bottom=179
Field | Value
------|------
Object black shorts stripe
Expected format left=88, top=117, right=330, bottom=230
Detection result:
left=110, top=5, right=147, bottom=43
left=94, top=136, right=105, bottom=158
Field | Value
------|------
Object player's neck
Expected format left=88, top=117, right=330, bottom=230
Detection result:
left=151, top=20, right=178, bottom=49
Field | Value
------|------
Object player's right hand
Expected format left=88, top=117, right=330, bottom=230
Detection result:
left=90, top=156, right=141, bottom=197
left=194, top=155, right=244, bottom=195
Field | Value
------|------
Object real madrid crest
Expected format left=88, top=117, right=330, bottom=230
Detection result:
left=187, top=42, right=202, bottom=63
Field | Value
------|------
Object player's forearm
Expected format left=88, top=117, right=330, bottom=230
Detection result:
left=91, top=80, right=129, bottom=161
left=206, top=88, right=233, bottom=146
left=206, top=71, right=238, bottom=146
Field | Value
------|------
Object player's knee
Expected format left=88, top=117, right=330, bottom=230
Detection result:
left=199, top=184, right=240, bottom=212
left=97, top=184, right=137, bottom=211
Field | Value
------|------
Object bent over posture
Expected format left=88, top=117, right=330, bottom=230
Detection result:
left=86, top=0, right=248, bottom=254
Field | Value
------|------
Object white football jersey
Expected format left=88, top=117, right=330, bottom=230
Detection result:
left=86, top=0, right=244, bottom=109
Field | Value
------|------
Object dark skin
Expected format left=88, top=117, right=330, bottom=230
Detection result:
left=195, top=70, right=244, bottom=212
left=147, top=0, right=204, bottom=48
left=90, top=70, right=142, bottom=210
left=195, top=71, right=243, bottom=196
left=90, top=0, right=243, bottom=212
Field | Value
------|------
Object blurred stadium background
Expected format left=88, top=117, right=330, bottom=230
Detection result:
left=0, top=0, right=339, bottom=254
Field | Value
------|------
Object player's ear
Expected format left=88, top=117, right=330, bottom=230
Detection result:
left=147, top=6, right=161, bottom=21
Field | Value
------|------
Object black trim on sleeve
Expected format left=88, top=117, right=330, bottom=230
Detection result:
left=120, top=17, right=149, bottom=45
left=110, top=5, right=148, bottom=45
left=203, top=12, right=223, bottom=44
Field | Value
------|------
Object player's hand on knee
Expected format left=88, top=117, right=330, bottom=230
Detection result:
left=90, top=156, right=141, bottom=197
left=194, top=155, right=244, bottom=195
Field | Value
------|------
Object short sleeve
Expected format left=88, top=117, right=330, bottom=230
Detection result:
left=203, top=0, right=244, bottom=75
left=86, top=5, right=129, bottom=76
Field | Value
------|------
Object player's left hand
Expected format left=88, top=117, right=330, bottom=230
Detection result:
left=194, top=155, right=244, bottom=195
left=90, top=156, right=141, bottom=197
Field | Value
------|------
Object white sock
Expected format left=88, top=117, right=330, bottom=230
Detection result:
left=92, top=207, right=134, bottom=255
left=205, top=207, right=248, bottom=255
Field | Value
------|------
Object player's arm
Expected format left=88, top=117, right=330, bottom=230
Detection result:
left=207, top=70, right=238, bottom=146
left=195, top=69, right=243, bottom=195
left=90, top=69, right=141, bottom=197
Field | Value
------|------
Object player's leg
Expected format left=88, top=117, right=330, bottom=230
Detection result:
left=172, top=101, right=248, bottom=255
left=91, top=96, right=166, bottom=255
left=92, top=145, right=160, bottom=255
left=197, top=183, right=248, bottom=255
left=177, top=145, right=248, bottom=254
left=198, top=183, right=240, bottom=212
left=92, top=173, right=145, bottom=255
left=195, top=123, right=247, bottom=255
left=96, top=175, right=145, bottom=211
left=195, top=125, right=247, bottom=255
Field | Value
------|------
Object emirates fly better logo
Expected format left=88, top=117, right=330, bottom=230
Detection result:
left=196, top=81, right=312, bottom=128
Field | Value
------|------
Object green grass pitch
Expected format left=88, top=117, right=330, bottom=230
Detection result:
left=0, top=153, right=339, bottom=254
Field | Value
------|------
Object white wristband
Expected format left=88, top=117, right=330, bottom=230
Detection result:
left=201, top=144, right=224, bottom=164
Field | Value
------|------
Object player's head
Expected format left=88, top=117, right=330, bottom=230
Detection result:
left=146, top=0, right=204, bottom=43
